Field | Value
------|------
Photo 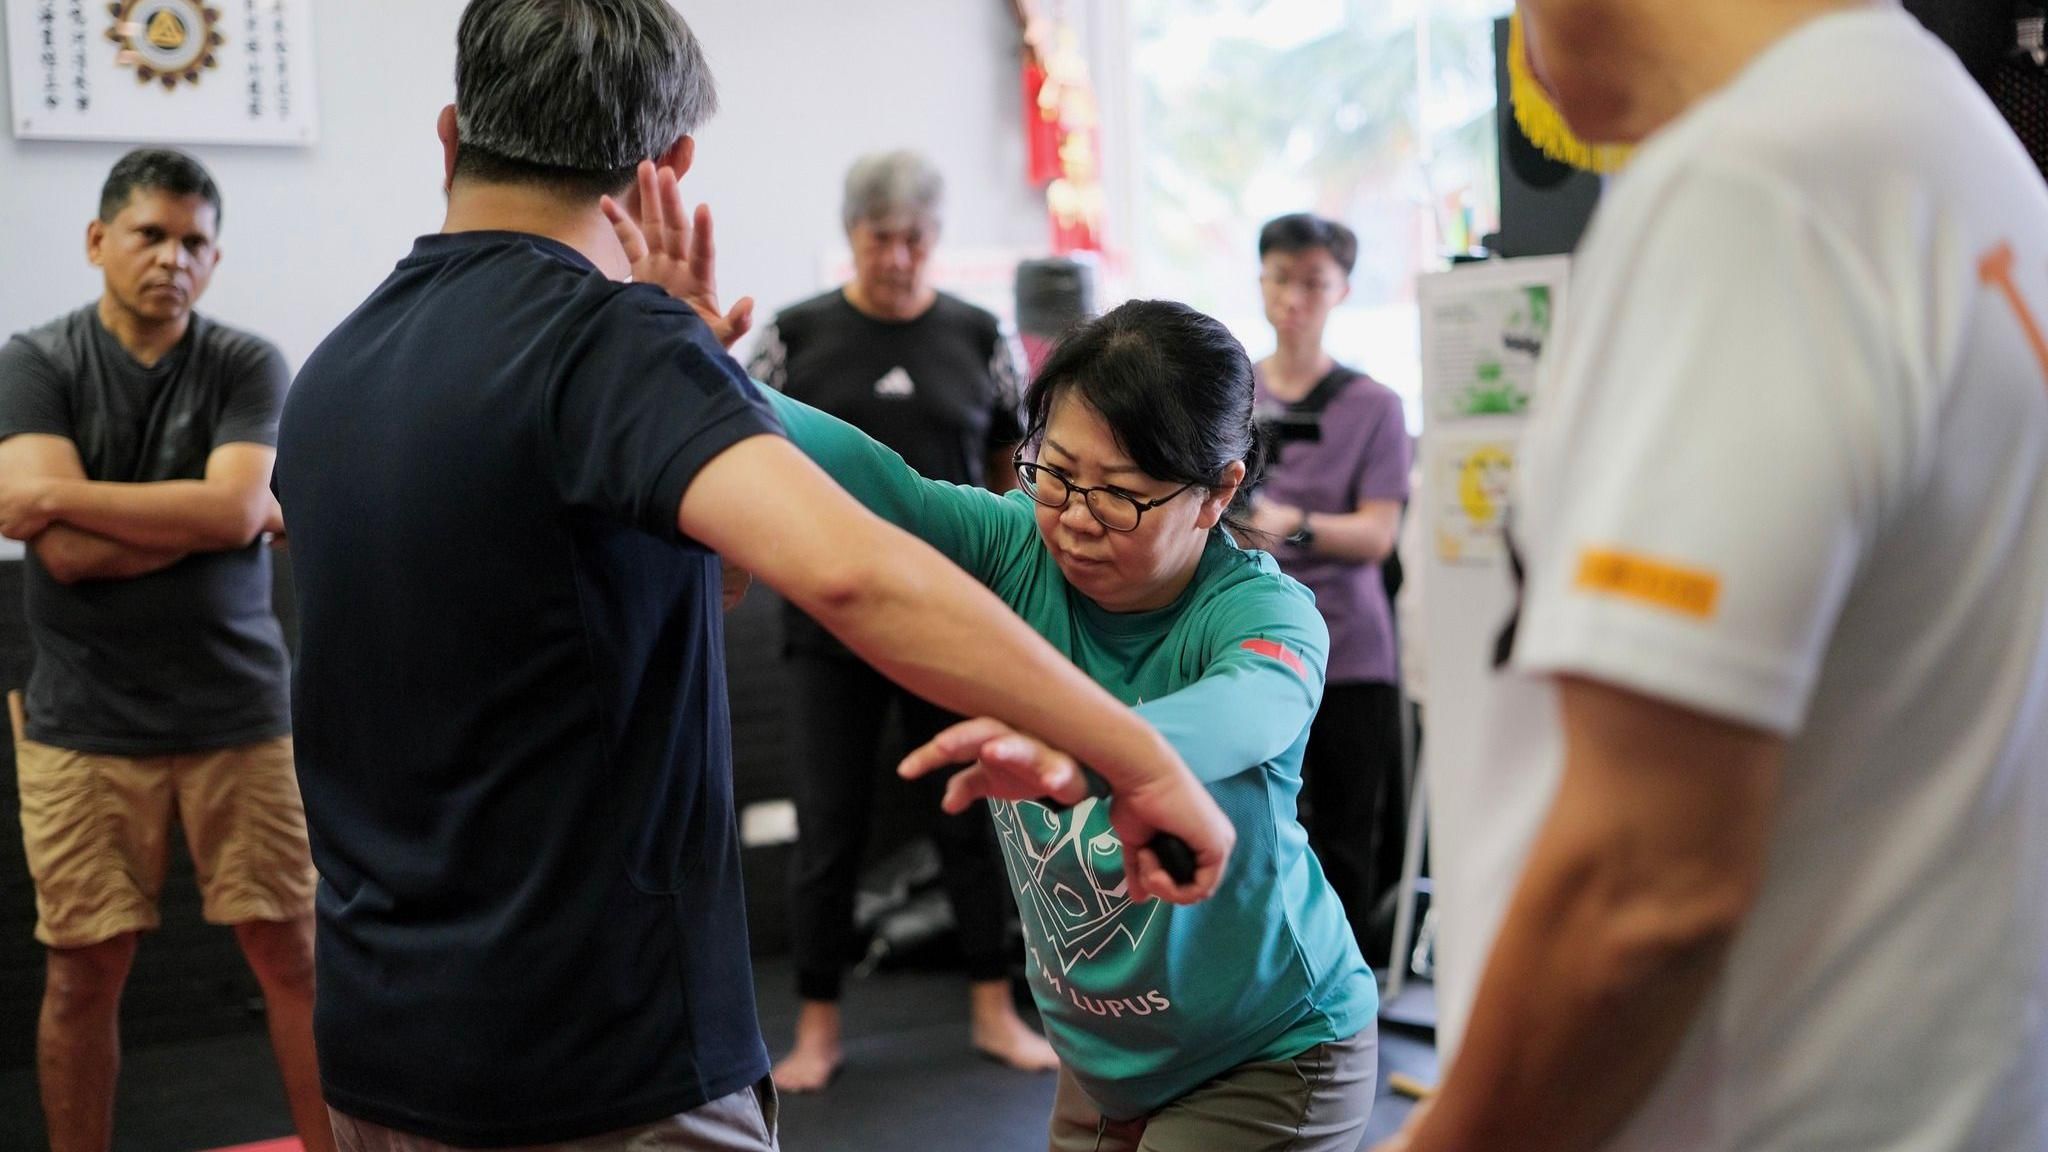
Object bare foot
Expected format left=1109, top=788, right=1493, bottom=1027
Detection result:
left=974, top=1016, right=1060, bottom=1072
left=772, top=1042, right=842, bottom=1093
left=970, top=981, right=1060, bottom=1073
left=773, top=1001, right=844, bottom=1093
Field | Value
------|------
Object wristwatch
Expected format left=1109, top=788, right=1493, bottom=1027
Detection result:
left=1286, top=511, right=1315, bottom=549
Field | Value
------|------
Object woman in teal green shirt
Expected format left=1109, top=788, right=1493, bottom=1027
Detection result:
left=763, top=300, right=1379, bottom=1151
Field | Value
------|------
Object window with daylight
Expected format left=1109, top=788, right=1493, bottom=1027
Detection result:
left=1126, top=0, right=1511, bottom=427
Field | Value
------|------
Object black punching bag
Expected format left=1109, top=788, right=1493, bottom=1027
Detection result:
left=1014, top=257, right=1097, bottom=377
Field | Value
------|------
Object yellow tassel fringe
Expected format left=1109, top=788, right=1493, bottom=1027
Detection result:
left=1506, top=11, right=1633, bottom=175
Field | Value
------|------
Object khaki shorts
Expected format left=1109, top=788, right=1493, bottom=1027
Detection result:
left=15, top=722, right=316, bottom=949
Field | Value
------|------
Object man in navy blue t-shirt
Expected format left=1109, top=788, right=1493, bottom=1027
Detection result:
left=278, top=2, right=1238, bottom=1148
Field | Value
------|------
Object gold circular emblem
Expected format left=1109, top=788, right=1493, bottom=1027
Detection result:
left=106, top=0, right=225, bottom=90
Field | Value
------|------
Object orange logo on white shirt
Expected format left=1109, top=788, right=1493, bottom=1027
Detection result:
left=1573, top=548, right=1722, bottom=620
left=1979, top=243, right=2048, bottom=388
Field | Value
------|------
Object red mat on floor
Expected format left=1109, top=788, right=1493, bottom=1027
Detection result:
left=205, top=1140, right=301, bottom=1152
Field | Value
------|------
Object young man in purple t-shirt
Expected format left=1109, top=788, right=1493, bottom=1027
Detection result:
left=1247, top=213, right=1412, bottom=958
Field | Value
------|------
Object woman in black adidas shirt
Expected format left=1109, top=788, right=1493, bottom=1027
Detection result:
left=745, top=149, right=1046, bottom=1092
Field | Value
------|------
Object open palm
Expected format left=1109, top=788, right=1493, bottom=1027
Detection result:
left=601, top=160, right=755, bottom=349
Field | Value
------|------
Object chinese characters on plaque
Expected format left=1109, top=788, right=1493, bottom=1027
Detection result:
left=7, top=0, right=319, bottom=145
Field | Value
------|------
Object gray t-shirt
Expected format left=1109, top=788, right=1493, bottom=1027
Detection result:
left=0, top=304, right=291, bottom=754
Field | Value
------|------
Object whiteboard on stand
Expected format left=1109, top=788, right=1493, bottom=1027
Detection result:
left=1415, top=253, right=1570, bottom=1058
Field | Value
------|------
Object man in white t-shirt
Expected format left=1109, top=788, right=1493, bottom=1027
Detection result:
left=1384, top=3, right=2048, bottom=1151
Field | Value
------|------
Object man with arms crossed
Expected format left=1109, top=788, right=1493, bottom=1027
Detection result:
left=1383, top=2, right=2048, bottom=1151
left=0, top=149, right=328, bottom=1152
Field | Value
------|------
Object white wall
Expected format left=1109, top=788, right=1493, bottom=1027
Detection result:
left=687, top=0, right=1052, bottom=347
left=0, top=0, right=1050, bottom=369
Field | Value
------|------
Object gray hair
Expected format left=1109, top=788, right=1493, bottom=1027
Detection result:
left=455, top=0, right=717, bottom=176
left=842, top=151, right=944, bottom=231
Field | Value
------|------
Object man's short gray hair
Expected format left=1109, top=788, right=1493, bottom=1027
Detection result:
left=455, top=0, right=717, bottom=177
left=842, top=151, right=944, bottom=231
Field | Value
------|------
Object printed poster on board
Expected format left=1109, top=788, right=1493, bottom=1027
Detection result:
left=1418, top=255, right=1571, bottom=564
left=1432, top=436, right=1517, bottom=566
left=1421, top=275, right=1556, bottom=422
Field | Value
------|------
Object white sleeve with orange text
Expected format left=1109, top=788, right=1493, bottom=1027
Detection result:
left=1512, top=159, right=1920, bottom=735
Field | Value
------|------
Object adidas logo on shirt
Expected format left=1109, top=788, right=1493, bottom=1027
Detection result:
left=873, top=367, right=916, bottom=399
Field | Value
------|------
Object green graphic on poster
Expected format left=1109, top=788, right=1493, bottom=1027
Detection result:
left=1431, top=284, right=1551, bottom=420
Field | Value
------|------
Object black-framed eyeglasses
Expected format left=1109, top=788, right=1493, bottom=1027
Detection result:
left=1013, top=458, right=1193, bottom=533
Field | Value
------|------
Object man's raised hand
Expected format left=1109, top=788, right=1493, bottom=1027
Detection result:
left=601, top=160, right=755, bottom=349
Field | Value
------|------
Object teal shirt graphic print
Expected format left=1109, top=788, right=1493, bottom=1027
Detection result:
left=762, top=387, right=1378, bottom=1119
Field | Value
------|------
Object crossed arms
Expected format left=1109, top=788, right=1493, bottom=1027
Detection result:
left=0, top=432, right=281, bottom=584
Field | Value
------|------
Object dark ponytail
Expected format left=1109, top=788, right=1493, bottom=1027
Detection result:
left=1023, top=300, right=1266, bottom=530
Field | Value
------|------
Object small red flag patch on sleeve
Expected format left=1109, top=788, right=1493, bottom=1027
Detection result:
left=1240, top=638, right=1306, bottom=678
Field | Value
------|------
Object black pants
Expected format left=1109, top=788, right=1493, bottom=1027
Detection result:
left=1301, top=681, right=1406, bottom=957
left=786, top=652, right=1012, bottom=1002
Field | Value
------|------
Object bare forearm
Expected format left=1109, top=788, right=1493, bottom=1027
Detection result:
left=32, top=525, right=186, bottom=584
left=1408, top=835, right=1739, bottom=1152
left=1298, top=508, right=1396, bottom=564
left=42, top=478, right=265, bottom=552
left=804, top=522, right=1175, bottom=790
left=688, top=435, right=1177, bottom=792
